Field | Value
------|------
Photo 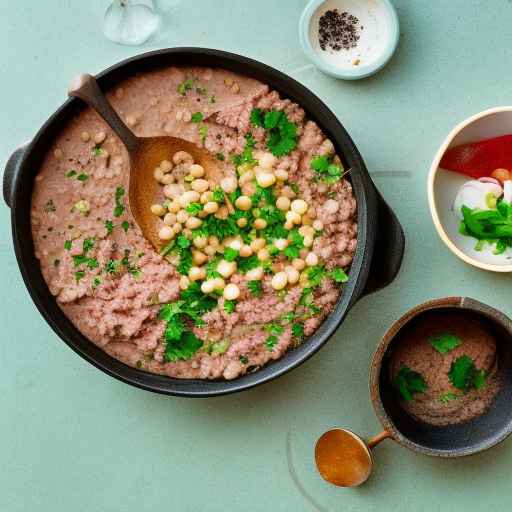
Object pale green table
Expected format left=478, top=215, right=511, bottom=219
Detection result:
left=2, top=1, right=512, bottom=510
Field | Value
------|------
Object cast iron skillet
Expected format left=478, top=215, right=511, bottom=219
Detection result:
left=3, top=48, right=405, bottom=397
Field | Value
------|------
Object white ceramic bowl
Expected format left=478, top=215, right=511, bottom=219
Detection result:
left=299, top=0, right=399, bottom=80
left=428, top=107, right=512, bottom=272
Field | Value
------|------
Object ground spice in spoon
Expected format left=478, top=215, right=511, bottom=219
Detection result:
left=318, top=9, right=361, bottom=52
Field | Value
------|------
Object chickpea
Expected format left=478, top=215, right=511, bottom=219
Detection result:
left=235, top=195, right=252, bottom=211
left=313, top=219, right=324, bottom=231
left=167, top=200, right=180, bottom=213
left=275, top=169, right=289, bottom=181
left=179, top=276, right=190, bottom=290
left=186, top=216, right=203, bottom=229
left=303, top=235, right=314, bottom=248
left=276, top=196, right=291, bottom=211
left=192, top=250, right=208, bottom=266
left=257, top=248, right=270, bottom=261
left=239, top=244, right=253, bottom=257
left=173, top=223, right=183, bottom=235
left=254, top=218, right=267, bottom=230
left=183, top=228, right=193, bottom=238
left=211, top=277, right=226, bottom=290
left=223, top=283, right=240, bottom=301
left=221, top=176, right=238, bottom=194
left=307, top=206, right=317, bottom=219
left=164, top=184, right=184, bottom=199
left=200, top=191, right=212, bottom=204
left=250, top=238, right=266, bottom=252
left=271, top=272, right=288, bottom=291
left=191, top=179, right=210, bottom=193
left=179, top=190, right=200, bottom=207
left=491, top=168, right=510, bottom=183
left=285, top=266, right=300, bottom=284
left=274, top=238, right=289, bottom=251
left=237, top=217, right=248, bottom=228
left=292, top=258, right=306, bottom=271
left=161, top=173, right=175, bottom=185
left=203, top=201, right=219, bottom=214
left=302, top=215, right=313, bottom=226
left=299, top=225, right=315, bottom=238
left=259, top=152, right=276, bottom=170
left=151, top=204, right=166, bottom=216
left=286, top=211, right=302, bottom=225
left=158, top=226, right=174, bottom=240
left=126, top=115, right=138, bottom=127
left=164, top=212, right=177, bottom=225
left=94, top=131, right=106, bottom=144
left=160, top=160, right=173, bottom=173
left=256, top=172, right=276, bottom=188
left=228, top=239, right=243, bottom=251
left=217, top=259, right=237, bottom=278
left=176, top=210, right=189, bottom=224
left=204, top=245, right=217, bottom=256
left=208, top=236, right=220, bottom=247
left=215, top=205, right=229, bottom=219
left=305, top=252, right=319, bottom=267
left=80, top=131, right=90, bottom=142
left=190, top=164, right=205, bottom=178
left=154, top=167, right=165, bottom=182
left=198, top=210, right=208, bottom=219
left=201, top=280, right=216, bottom=294
left=239, top=169, right=255, bottom=185
left=291, top=199, right=308, bottom=215
left=189, top=266, right=206, bottom=281
left=246, top=266, right=264, bottom=281
left=173, top=151, right=193, bottom=166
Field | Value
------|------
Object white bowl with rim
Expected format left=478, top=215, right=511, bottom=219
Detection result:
left=299, top=0, right=400, bottom=80
left=428, top=106, right=512, bottom=272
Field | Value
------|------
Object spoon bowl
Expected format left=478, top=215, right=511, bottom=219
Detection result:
left=68, top=73, right=224, bottom=250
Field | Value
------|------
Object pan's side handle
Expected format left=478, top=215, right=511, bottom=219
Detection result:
left=362, top=186, right=405, bottom=296
left=3, top=142, right=30, bottom=208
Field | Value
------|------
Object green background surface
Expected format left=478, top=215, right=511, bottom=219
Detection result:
left=2, top=1, right=512, bottom=510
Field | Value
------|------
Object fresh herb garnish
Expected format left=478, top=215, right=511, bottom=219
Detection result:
left=198, top=125, right=208, bottom=145
left=439, top=392, right=459, bottom=404
left=239, top=355, right=249, bottom=364
left=448, top=355, right=487, bottom=392
left=224, top=247, right=239, bottom=262
left=292, top=323, right=305, bottom=338
left=265, top=335, right=278, bottom=351
left=224, top=300, right=236, bottom=314
left=177, top=78, right=193, bottom=96
left=121, top=220, right=130, bottom=233
left=250, top=109, right=298, bottom=157
left=186, top=202, right=203, bottom=215
left=74, top=270, right=86, bottom=283
left=113, top=186, right=125, bottom=217
left=247, top=280, right=263, bottom=296
left=428, top=333, right=462, bottom=354
left=329, top=267, right=349, bottom=283
left=191, top=112, right=203, bottom=123
left=64, top=240, right=72, bottom=250
left=66, top=170, right=77, bottom=178
left=92, top=146, right=104, bottom=157
left=232, top=132, right=257, bottom=167
left=216, top=153, right=225, bottom=161
left=77, top=173, right=89, bottom=182
left=105, top=220, right=114, bottom=234
left=394, top=365, right=428, bottom=402
left=310, top=155, right=345, bottom=184
left=92, top=277, right=102, bottom=288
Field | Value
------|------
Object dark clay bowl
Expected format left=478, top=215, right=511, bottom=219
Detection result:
left=369, top=297, right=512, bottom=457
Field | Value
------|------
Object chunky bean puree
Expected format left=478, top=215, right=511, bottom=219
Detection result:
left=31, top=67, right=357, bottom=380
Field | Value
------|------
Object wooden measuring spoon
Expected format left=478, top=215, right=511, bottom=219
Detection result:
left=315, top=428, right=391, bottom=487
left=68, top=73, right=227, bottom=251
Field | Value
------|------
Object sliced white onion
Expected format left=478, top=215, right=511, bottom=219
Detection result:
left=453, top=180, right=503, bottom=219
left=504, top=180, right=512, bottom=204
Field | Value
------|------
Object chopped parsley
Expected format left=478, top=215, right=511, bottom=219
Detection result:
left=239, top=355, right=249, bottom=364
left=53, top=259, right=60, bottom=267
left=74, top=270, right=86, bottom=283
left=211, top=187, right=225, bottom=203
left=249, top=109, right=298, bottom=157
left=121, top=220, right=130, bottom=233
left=177, top=78, right=193, bottom=96
left=198, top=125, right=208, bottom=145
left=160, top=234, right=193, bottom=275
left=191, top=112, right=203, bottom=123
left=310, top=155, right=345, bottom=185
left=83, top=238, right=94, bottom=252
left=329, top=267, right=349, bottom=283
left=186, top=202, right=203, bottom=215
left=105, top=220, right=114, bottom=234
left=292, top=323, right=305, bottom=338
left=64, top=240, right=72, bottom=250
left=448, top=355, right=486, bottom=392
left=265, top=335, right=278, bottom=351
left=77, top=173, right=89, bottom=182
left=66, top=170, right=77, bottom=178
left=265, top=323, right=284, bottom=336
left=439, top=392, right=459, bottom=404
left=113, top=186, right=125, bottom=217
left=394, top=365, right=428, bottom=402
left=216, top=153, right=225, bottom=161
left=92, top=145, right=104, bottom=157
left=232, top=132, right=257, bottom=167
left=247, top=280, right=263, bottom=296
left=223, top=247, right=239, bottom=262
left=104, top=259, right=120, bottom=274
left=284, top=228, right=304, bottom=259
left=224, top=300, right=236, bottom=314
left=428, top=333, right=462, bottom=354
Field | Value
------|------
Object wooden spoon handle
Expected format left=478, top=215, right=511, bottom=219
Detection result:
left=367, top=430, right=391, bottom=449
left=68, top=74, right=139, bottom=153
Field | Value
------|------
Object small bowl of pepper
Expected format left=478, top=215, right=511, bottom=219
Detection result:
left=299, top=0, right=400, bottom=80
left=315, top=297, right=512, bottom=487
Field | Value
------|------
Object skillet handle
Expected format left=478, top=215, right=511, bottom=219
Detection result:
left=362, top=186, right=405, bottom=296
left=3, top=142, right=30, bottom=208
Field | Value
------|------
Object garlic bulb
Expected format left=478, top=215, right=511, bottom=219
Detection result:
left=103, top=0, right=160, bottom=46
left=453, top=180, right=503, bottom=219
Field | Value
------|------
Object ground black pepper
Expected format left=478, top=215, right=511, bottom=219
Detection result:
left=318, top=9, right=361, bottom=52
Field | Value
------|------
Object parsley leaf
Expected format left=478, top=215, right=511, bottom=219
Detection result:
left=329, top=268, right=349, bottom=283
left=191, top=112, right=204, bottom=123
left=292, top=323, right=305, bottom=338
left=66, top=170, right=77, bottom=178
left=165, top=331, right=203, bottom=362
left=439, top=392, right=459, bottom=404
left=216, top=153, right=225, bottom=161
left=250, top=108, right=264, bottom=127
left=113, top=186, right=125, bottom=217
left=224, top=300, right=236, bottom=314
left=121, top=220, right=130, bottom=233
left=265, top=335, right=278, bottom=351
left=198, top=125, right=208, bottom=145
left=247, top=280, right=263, bottom=296
left=75, top=270, right=86, bottom=283
left=177, top=78, right=193, bottom=96
left=394, top=365, right=428, bottom=402
left=449, top=355, right=487, bottom=392
left=186, top=202, right=204, bottom=215
left=261, top=110, right=298, bottom=157
left=77, top=173, right=89, bottom=182
left=310, top=154, right=345, bottom=185
left=224, top=247, right=239, bottom=262
left=83, top=238, right=94, bottom=252
left=64, top=240, right=72, bottom=250
left=428, top=333, right=462, bottom=354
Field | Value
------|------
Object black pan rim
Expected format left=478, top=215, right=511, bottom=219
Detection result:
left=10, top=47, right=377, bottom=397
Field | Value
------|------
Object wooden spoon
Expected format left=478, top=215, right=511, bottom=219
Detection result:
left=68, top=73, right=227, bottom=251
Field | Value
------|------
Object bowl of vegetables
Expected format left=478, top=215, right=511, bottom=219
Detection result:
left=428, top=107, right=512, bottom=271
